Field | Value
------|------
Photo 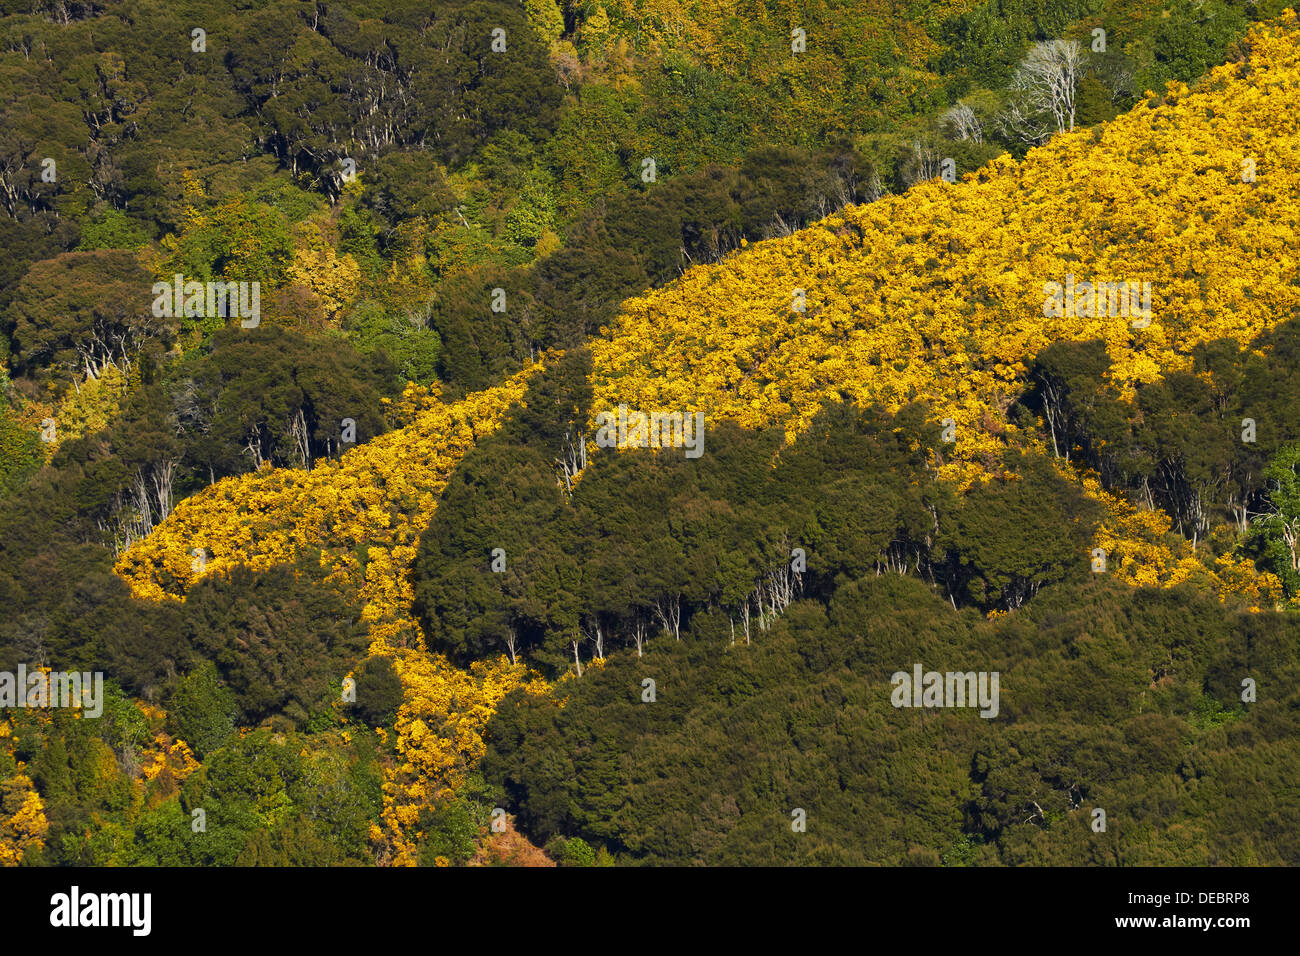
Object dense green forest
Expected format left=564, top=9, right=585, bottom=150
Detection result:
left=2, top=0, right=1298, bottom=867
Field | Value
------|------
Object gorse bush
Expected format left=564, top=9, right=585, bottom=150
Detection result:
left=3, top=0, right=1299, bottom=870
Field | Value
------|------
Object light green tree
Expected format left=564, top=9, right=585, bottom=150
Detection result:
left=1251, top=444, right=1300, bottom=598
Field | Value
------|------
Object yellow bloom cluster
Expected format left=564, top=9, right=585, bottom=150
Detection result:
left=1079, top=471, right=1284, bottom=606
left=115, top=363, right=545, bottom=863
left=53, top=364, right=129, bottom=449
left=115, top=363, right=540, bottom=632
left=588, top=12, right=1300, bottom=599
left=592, top=14, right=1300, bottom=451
left=0, top=772, right=47, bottom=867
left=139, top=736, right=201, bottom=784
left=285, top=216, right=362, bottom=321
left=110, top=15, right=1300, bottom=862
left=375, top=651, right=549, bottom=866
left=0, top=719, right=47, bottom=865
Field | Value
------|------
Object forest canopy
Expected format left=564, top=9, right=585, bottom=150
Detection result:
left=2, top=1, right=1299, bottom=868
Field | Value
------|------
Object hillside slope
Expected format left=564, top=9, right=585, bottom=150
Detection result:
left=119, top=15, right=1300, bottom=605
left=589, top=15, right=1300, bottom=450
left=112, top=12, right=1300, bottom=860
left=581, top=11, right=1300, bottom=598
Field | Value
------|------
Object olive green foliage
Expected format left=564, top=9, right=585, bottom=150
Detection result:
left=351, top=656, right=405, bottom=728
left=0, top=0, right=1288, bottom=867
left=483, top=574, right=1300, bottom=865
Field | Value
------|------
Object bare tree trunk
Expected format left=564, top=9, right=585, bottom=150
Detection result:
left=556, top=427, right=588, bottom=495
left=1282, top=518, right=1300, bottom=575
left=654, top=594, right=681, bottom=641
left=151, top=458, right=177, bottom=522
left=999, top=40, right=1083, bottom=144
left=631, top=617, right=646, bottom=658
left=132, top=470, right=152, bottom=536
left=290, top=407, right=312, bottom=470
left=1041, top=380, right=1065, bottom=459
left=585, top=617, right=605, bottom=659
left=245, top=430, right=265, bottom=471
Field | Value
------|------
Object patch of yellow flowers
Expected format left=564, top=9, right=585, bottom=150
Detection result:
left=588, top=11, right=1300, bottom=607
left=114, top=13, right=1300, bottom=863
